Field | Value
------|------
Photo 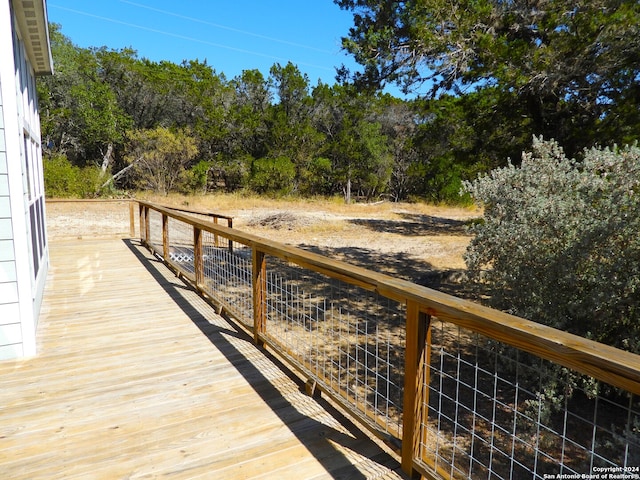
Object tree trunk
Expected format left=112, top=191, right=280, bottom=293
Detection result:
left=345, top=174, right=352, bottom=204
left=100, top=161, right=137, bottom=189
left=100, top=143, right=113, bottom=177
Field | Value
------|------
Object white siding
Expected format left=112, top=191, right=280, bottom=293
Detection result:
left=0, top=67, right=21, bottom=353
left=0, top=343, right=22, bottom=359
left=0, top=260, right=17, bottom=282
left=0, top=239, right=14, bottom=261
left=0, top=322, right=21, bottom=343
left=0, top=0, right=50, bottom=358
left=0, top=302, right=19, bottom=324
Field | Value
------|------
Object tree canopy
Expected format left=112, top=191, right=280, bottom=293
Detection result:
left=40, top=4, right=639, bottom=201
left=39, top=25, right=422, bottom=201
left=336, top=0, right=640, bottom=157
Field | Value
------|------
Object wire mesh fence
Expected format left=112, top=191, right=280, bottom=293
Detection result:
left=262, top=258, right=406, bottom=437
left=418, top=318, right=640, bottom=479
left=165, top=216, right=195, bottom=275
left=152, top=213, right=407, bottom=437
left=139, top=202, right=640, bottom=479
left=147, top=209, right=163, bottom=255
left=202, top=230, right=252, bottom=327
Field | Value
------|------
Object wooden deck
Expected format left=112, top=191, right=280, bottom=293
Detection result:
left=0, top=238, right=405, bottom=479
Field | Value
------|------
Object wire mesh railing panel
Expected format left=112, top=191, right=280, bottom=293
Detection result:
left=263, top=257, right=406, bottom=438
left=417, top=319, right=640, bottom=479
left=166, top=217, right=195, bottom=277
left=172, top=211, right=233, bottom=251
left=147, top=209, right=163, bottom=255
left=201, top=230, right=252, bottom=326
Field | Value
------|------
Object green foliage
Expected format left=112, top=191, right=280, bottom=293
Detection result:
left=125, top=127, right=199, bottom=195
left=38, top=26, right=131, bottom=167
left=45, top=12, right=639, bottom=203
left=302, top=157, right=333, bottom=196
left=423, top=155, right=472, bottom=205
left=336, top=0, right=640, bottom=157
left=38, top=25, right=474, bottom=201
left=463, top=138, right=640, bottom=353
left=43, top=154, right=103, bottom=198
left=217, top=154, right=253, bottom=192
left=250, top=156, right=296, bottom=195
left=181, top=160, right=212, bottom=194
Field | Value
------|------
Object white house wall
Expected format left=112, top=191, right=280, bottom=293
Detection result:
left=0, top=0, right=50, bottom=359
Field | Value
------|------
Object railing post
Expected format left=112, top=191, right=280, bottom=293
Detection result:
left=139, top=204, right=146, bottom=245
left=401, top=301, right=430, bottom=477
left=228, top=218, right=233, bottom=253
left=252, top=249, right=267, bottom=347
left=212, top=216, right=219, bottom=248
left=129, top=200, right=135, bottom=237
left=144, top=206, right=150, bottom=244
left=162, top=214, right=169, bottom=260
left=193, top=227, right=204, bottom=287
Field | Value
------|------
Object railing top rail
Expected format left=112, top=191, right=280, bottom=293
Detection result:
left=137, top=199, right=640, bottom=395
left=163, top=205, right=234, bottom=221
left=46, top=198, right=133, bottom=203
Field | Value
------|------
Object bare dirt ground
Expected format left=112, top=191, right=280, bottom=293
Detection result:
left=46, top=194, right=482, bottom=296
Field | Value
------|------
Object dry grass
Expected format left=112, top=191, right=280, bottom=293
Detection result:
left=47, top=193, right=482, bottom=295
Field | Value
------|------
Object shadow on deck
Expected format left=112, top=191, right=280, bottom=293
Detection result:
left=0, top=238, right=405, bottom=479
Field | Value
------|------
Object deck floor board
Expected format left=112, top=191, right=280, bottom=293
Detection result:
left=0, top=238, right=405, bottom=479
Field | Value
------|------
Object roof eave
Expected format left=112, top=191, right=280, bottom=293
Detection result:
left=12, top=0, right=54, bottom=76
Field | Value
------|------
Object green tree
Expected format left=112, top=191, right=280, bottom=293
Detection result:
left=125, top=127, right=198, bottom=195
left=38, top=25, right=131, bottom=174
left=336, top=0, right=640, bottom=156
left=228, top=69, right=272, bottom=159
left=463, top=138, right=640, bottom=353
left=312, top=84, right=391, bottom=202
left=267, top=62, right=325, bottom=193
left=376, top=96, right=420, bottom=201
left=177, top=60, right=234, bottom=161
left=250, top=156, right=296, bottom=195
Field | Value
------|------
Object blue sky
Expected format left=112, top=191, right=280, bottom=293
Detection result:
left=46, top=0, right=362, bottom=87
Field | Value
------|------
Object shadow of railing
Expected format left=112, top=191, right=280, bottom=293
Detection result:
left=123, top=238, right=404, bottom=479
left=127, top=201, right=640, bottom=479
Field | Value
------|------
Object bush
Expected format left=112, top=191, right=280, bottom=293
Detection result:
left=300, top=157, right=333, bottom=196
left=219, top=154, right=252, bottom=192
left=125, top=127, right=198, bottom=196
left=250, top=156, right=296, bottom=195
left=181, top=160, right=212, bottom=194
left=43, top=154, right=102, bottom=198
left=462, top=137, right=640, bottom=353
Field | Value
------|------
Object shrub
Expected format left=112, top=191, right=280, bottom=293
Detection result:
left=219, top=154, right=252, bottom=192
left=181, top=160, right=212, bottom=194
left=125, top=127, right=198, bottom=196
left=43, top=154, right=102, bottom=198
left=300, top=157, right=333, bottom=196
left=250, top=156, right=296, bottom=195
left=462, top=137, right=640, bottom=353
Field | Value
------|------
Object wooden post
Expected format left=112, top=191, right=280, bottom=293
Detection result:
left=139, top=204, right=146, bottom=245
left=162, top=214, right=169, bottom=261
left=193, top=227, right=204, bottom=287
left=213, top=216, right=219, bottom=248
left=401, top=301, right=430, bottom=477
left=129, top=201, right=135, bottom=237
left=228, top=218, right=233, bottom=253
left=252, top=249, right=267, bottom=347
left=144, top=207, right=150, bottom=245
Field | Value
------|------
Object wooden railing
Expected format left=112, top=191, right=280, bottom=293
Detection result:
left=135, top=200, right=640, bottom=479
left=46, top=198, right=137, bottom=238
